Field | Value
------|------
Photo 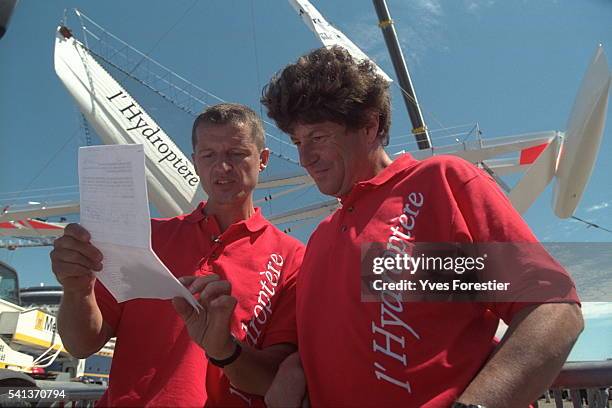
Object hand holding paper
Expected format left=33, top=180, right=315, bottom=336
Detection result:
left=173, top=275, right=238, bottom=358
left=78, top=144, right=200, bottom=310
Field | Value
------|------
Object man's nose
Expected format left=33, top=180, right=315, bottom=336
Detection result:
left=221, top=161, right=232, bottom=171
left=298, top=145, right=318, bottom=168
left=215, top=156, right=233, bottom=172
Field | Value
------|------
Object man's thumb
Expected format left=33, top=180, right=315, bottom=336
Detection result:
left=208, top=295, right=237, bottom=330
left=172, top=297, right=194, bottom=322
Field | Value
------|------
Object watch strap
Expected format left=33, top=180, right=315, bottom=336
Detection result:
left=206, top=337, right=242, bottom=368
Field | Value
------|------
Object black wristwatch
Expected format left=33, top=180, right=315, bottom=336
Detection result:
left=451, top=403, right=487, bottom=408
left=205, top=336, right=242, bottom=368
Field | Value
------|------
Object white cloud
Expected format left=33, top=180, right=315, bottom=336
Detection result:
left=415, top=0, right=442, bottom=16
left=344, top=18, right=388, bottom=64
left=581, top=302, right=612, bottom=320
left=395, top=1, right=447, bottom=65
left=464, top=0, right=497, bottom=13
left=539, top=218, right=583, bottom=241
left=344, top=0, right=445, bottom=66
left=586, top=201, right=611, bottom=212
left=342, top=0, right=455, bottom=67
left=495, top=302, right=612, bottom=339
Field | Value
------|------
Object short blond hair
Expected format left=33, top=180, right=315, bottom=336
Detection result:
left=191, top=103, right=265, bottom=151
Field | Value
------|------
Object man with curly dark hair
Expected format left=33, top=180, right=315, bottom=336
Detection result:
left=261, top=46, right=583, bottom=408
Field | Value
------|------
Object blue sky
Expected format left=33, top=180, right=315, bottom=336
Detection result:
left=1, top=1, right=611, bottom=361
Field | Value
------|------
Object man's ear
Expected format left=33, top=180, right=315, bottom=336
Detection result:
left=363, top=111, right=381, bottom=146
left=260, top=148, right=270, bottom=171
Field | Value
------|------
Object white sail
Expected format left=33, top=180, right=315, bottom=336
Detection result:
left=553, top=45, right=611, bottom=218
left=53, top=27, right=205, bottom=217
left=289, top=0, right=392, bottom=82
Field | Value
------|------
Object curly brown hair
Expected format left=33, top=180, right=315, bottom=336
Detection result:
left=261, top=46, right=391, bottom=146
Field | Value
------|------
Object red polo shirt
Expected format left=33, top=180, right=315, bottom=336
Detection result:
left=94, top=203, right=304, bottom=407
left=296, top=153, right=579, bottom=408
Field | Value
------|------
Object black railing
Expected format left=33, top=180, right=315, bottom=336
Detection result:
left=31, top=381, right=106, bottom=407
left=536, top=361, right=612, bottom=408
left=14, top=361, right=611, bottom=408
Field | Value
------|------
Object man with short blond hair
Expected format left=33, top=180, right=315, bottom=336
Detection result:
left=51, top=103, right=304, bottom=407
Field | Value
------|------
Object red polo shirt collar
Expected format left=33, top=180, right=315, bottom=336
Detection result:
left=183, top=201, right=268, bottom=233
left=340, top=153, right=417, bottom=204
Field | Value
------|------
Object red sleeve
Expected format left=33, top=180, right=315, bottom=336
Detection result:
left=94, top=280, right=123, bottom=334
left=261, top=244, right=305, bottom=348
left=447, top=159, right=580, bottom=324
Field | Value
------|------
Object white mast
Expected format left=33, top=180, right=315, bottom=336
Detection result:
left=54, top=26, right=205, bottom=217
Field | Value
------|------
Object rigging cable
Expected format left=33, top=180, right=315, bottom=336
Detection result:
left=282, top=216, right=322, bottom=235
left=8, top=126, right=80, bottom=202
left=81, top=113, right=92, bottom=146
left=121, top=0, right=201, bottom=84
left=0, top=185, right=78, bottom=198
left=249, top=0, right=273, bottom=213
left=85, top=45, right=300, bottom=166
left=571, top=215, right=612, bottom=234
left=250, top=0, right=263, bottom=118
left=389, top=79, right=472, bottom=147
left=76, top=10, right=299, bottom=165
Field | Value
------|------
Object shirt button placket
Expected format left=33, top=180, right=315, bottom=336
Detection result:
left=210, top=235, right=222, bottom=260
left=341, top=204, right=354, bottom=232
left=341, top=205, right=355, bottom=232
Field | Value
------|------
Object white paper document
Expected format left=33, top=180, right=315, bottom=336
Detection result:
left=78, top=144, right=200, bottom=309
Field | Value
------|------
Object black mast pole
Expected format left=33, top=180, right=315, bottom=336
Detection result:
left=372, top=0, right=431, bottom=150
left=0, top=0, right=18, bottom=40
